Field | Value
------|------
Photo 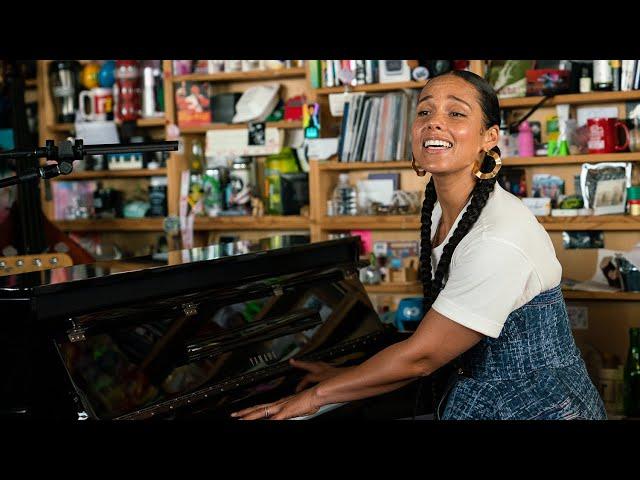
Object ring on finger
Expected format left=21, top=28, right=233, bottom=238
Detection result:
left=264, top=406, right=270, bottom=418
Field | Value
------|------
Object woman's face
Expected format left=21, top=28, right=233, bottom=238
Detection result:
left=411, top=75, right=498, bottom=177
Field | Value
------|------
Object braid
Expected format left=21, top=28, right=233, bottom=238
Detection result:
left=419, top=178, right=438, bottom=311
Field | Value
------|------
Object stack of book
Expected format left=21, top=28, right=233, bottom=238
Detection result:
left=621, top=60, right=640, bottom=91
left=309, top=61, right=381, bottom=89
left=337, top=90, right=418, bottom=163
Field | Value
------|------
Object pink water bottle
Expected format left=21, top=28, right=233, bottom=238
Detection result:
left=518, top=121, right=535, bottom=157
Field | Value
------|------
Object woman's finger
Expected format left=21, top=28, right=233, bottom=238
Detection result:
left=295, top=374, right=319, bottom=392
left=231, top=401, right=275, bottom=418
left=240, top=401, right=287, bottom=421
left=290, top=359, right=327, bottom=373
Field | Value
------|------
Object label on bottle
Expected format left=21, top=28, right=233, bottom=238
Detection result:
left=579, top=76, right=592, bottom=93
left=593, top=60, right=613, bottom=88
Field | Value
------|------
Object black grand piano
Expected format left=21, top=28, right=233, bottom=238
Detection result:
left=0, top=237, right=428, bottom=420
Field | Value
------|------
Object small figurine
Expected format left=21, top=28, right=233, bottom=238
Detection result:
left=251, top=196, right=265, bottom=217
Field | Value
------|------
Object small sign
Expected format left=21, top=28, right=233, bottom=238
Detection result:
left=248, top=122, right=266, bottom=146
left=566, top=305, right=589, bottom=330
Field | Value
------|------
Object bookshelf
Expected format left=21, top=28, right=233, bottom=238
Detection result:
left=163, top=59, right=312, bottom=245
left=36, top=60, right=171, bottom=234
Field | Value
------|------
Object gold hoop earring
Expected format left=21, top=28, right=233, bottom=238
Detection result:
left=412, top=155, right=427, bottom=177
left=473, top=149, right=502, bottom=180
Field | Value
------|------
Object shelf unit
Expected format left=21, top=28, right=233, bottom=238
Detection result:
left=163, top=60, right=312, bottom=245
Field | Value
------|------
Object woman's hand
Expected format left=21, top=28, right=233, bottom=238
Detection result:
left=230, top=387, right=321, bottom=420
left=290, top=358, right=346, bottom=392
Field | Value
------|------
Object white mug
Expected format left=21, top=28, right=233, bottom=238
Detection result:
left=79, top=87, right=113, bottom=121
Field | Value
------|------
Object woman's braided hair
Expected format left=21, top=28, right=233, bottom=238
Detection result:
left=417, top=70, right=502, bottom=414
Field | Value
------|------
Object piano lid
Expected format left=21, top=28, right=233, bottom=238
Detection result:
left=0, top=236, right=364, bottom=322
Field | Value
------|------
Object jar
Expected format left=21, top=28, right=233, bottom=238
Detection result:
left=627, top=186, right=640, bottom=215
left=148, top=176, right=167, bottom=217
left=598, top=366, right=624, bottom=415
left=226, top=157, right=254, bottom=211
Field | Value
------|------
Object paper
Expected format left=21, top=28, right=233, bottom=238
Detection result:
left=305, top=138, right=339, bottom=160
left=74, top=121, right=120, bottom=144
left=328, top=92, right=366, bottom=117
left=575, top=106, right=619, bottom=127
left=205, top=128, right=283, bottom=159
left=357, top=179, right=395, bottom=205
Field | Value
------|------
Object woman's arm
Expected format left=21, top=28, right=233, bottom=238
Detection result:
left=312, top=308, right=483, bottom=406
left=232, top=308, right=483, bottom=419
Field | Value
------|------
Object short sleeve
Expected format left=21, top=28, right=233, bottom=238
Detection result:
left=431, top=238, right=539, bottom=338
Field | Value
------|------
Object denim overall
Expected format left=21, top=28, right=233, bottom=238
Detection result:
left=439, top=285, right=607, bottom=420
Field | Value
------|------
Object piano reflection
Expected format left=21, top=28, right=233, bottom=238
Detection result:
left=0, top=237, right=426, bottom=420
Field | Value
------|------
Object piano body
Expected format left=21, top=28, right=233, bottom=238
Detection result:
left=0, top=237, right=424, bottom=420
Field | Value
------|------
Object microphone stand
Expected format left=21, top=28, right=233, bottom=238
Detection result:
left=0, top=139, right=179, bottom=189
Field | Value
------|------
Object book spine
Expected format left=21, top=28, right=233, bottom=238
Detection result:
left=325, top=59, right=335, bottom=88
left=309, top=61, right=322, bottom=89
left=355, top=60, right=366, bottom=85
left=365, top=60, right=374, bottom=84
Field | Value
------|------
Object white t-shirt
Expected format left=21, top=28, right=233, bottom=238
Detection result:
left=430, top=182, right=562, bottom=338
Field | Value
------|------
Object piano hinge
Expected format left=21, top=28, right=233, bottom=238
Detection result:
left=67, top=318, right=86, bottom=343
left=342, top=267, right=358, bottom=280
left=182, top=302, right=198, bottom=317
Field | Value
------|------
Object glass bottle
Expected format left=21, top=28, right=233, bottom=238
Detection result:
left=332, top=173, right=358, bottom=216
left=593, top=60, right=613, bottom=91
left=623, top=327, right=640, bottom=417
left=190, top=140, right=204, bottom=174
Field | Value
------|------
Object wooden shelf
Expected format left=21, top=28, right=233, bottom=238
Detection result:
left=315, top=81, right=426, bottom=95
left=172, top=67, right=307, bottom=83
left=180, top=120, right=302, bottom=134
left=365, top=282, right=422, bottom=294
left=318, top=160, right=413, bottom=171
left=47, top=117, right=166, bottom=132
left=500, top=90, right=640, bottom=109
left=49, top=123, right=74, bottom=132
left=51, top=168, right=167, bottom=181
left=562, top=290, right=640, bottom=301
left=134, top=117, right=166, bottom=127
left=320, top=215, right=420, bottom=231
left=194, top=215, right=310, bottom=231
left=54, top=218, right=165, bottom=232
left=316, top=153, right=640, bottom=170
left=537, top=215, right=640, bottom=231
left=25, top=79, right=38, bottom=88
left=363, top=284, right=640, bottom=300
left=320, top=215, right=640, bottom=232
left=503, top=152, right=640, bottom=167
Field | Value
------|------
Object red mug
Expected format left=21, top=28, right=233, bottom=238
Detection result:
left=587, top=117, right=630, bottom=153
